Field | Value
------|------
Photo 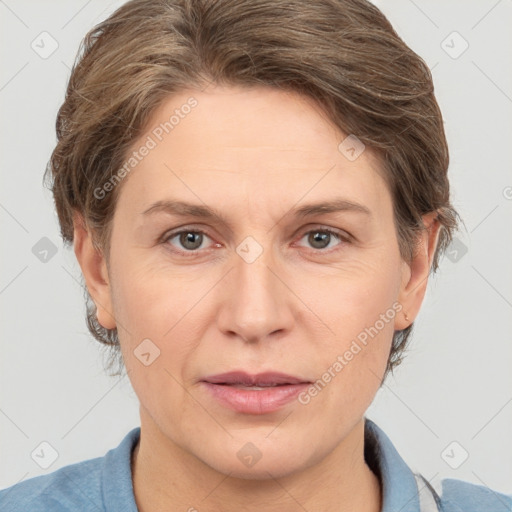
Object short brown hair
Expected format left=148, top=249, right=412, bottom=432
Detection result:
left=45, top=0, right=460, bottom=379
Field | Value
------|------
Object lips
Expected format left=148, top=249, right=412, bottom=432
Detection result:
left=202, top=371, right=308, bottom=387
left=200, top=371, right=311, bottom=414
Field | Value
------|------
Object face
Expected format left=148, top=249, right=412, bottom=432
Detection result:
left=80, top=84, right=434, bottom=479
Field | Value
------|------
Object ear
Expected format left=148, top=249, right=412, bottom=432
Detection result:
left=72, top=212, right=116, bottom=330
left=395, top=212, right=442, bottom=330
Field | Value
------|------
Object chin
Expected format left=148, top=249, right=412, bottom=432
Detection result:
left=211, top=459, right=304, bottom=481
left=198, top=441, right=316, bottom=481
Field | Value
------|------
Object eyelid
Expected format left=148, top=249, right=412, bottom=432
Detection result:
left=297, top=224, right=353, bottom=242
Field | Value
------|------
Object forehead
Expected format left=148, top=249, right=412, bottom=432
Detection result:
left=113, top=85, right=389, bottom=221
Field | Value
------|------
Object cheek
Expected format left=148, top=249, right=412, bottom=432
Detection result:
left=306, top=251, right=402, bottom=338
left=108, top=245, right=216, bottom=377
left=108, top=256, right=205, bottom=428
left=299, top=250, right=401, bottom=399
left=110, top=265, right=169, bottom=340
left=108, top=240, right=191, bottom=338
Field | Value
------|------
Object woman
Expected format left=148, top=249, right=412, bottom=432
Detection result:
left=1, top=0, right=510, bottom=511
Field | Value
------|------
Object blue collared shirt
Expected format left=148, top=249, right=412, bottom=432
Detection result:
left=1, top=417, right=511, bottom=511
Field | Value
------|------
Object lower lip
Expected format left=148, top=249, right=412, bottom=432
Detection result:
left=201, top=382, right=309, bottom=414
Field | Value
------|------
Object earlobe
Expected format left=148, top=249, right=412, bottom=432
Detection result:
left=395, top=212, right=442, bottom=331
left=72, top=212, right=117, bottom=330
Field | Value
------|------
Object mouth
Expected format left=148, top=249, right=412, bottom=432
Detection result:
left=200, top=371, right=311, bottom=414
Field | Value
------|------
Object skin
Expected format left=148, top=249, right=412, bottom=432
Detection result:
left=74, top=84, right=441, bottom=512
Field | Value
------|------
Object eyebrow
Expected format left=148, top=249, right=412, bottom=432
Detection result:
left=141, top=198, right=371, bottom=223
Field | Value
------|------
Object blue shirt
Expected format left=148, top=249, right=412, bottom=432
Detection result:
left=1, top=417, right=511, bottom=511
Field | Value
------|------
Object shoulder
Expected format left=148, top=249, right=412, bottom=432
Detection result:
left=0, top=427, right=140, bottom=512
left=438, top=477, right=512, bottom=512
left=364, top=417, right=512, bottom=512
left=0, top=457, right=104, bottom=512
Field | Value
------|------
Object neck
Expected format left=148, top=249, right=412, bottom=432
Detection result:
left=131, top=416, right=381, bottom=512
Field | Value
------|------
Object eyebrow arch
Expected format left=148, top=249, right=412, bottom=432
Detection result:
left=141, top=198, right=371, bottom=223
left=294, top=199, right=371, bottom=218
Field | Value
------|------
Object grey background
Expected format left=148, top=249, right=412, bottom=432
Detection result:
left=1, top=0, right=511, bottom=496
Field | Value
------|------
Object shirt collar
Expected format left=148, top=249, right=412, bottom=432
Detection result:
left=101, top=419, right=421, bottom=512
left=102, top=426, right=140, bottom=512
left=365, top=417, right=421, bottom=512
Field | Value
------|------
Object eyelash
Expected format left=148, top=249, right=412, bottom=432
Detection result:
left=160, top=226, right=351, bottom=258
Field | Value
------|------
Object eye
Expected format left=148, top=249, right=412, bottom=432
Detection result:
left=162, top=228, right=216, bottom=255
left=161, top=226, right=350, bottom=257
left=296, top=227, right=349, bottom=252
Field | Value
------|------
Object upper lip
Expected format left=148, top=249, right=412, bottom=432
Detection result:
left=201, top=371, right=310, bottom=386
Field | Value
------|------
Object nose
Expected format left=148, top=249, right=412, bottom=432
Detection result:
left=216, top=241, right=295, bottom=344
